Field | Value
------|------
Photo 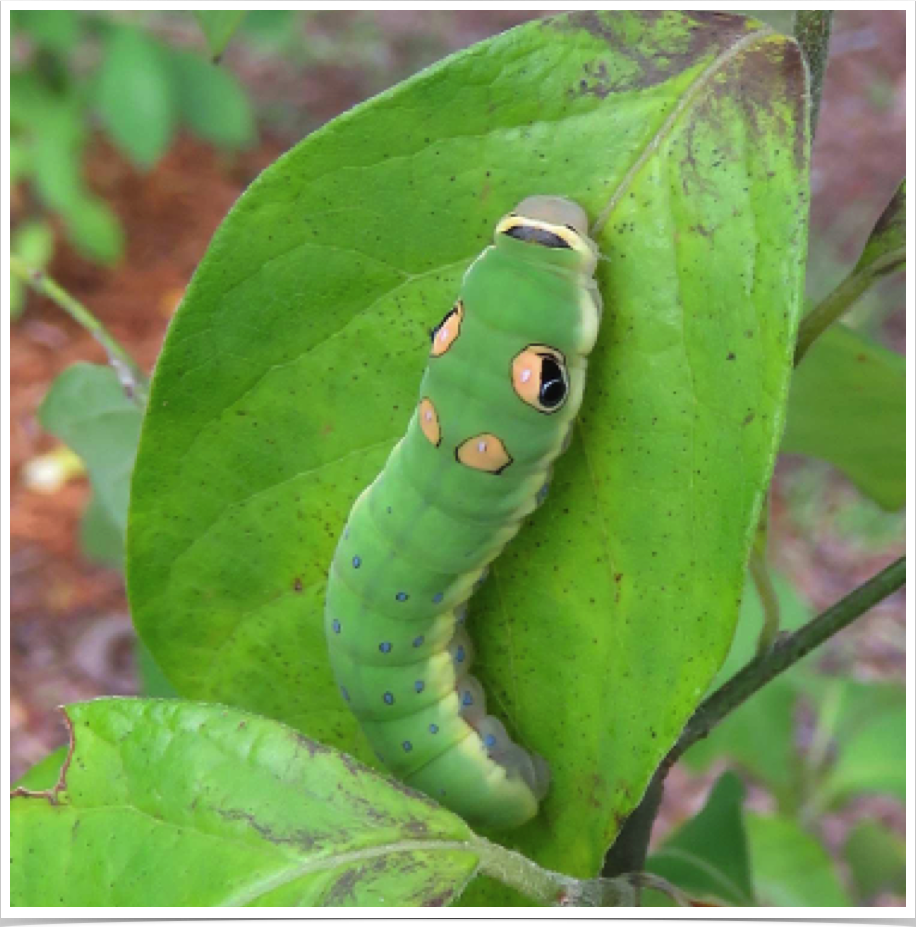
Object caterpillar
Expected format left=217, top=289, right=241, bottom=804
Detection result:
left=325, top=196, right=602, bottom=829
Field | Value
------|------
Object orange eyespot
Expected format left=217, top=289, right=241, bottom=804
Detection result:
left=511, top=345, right=569, bottom=413
left=455, top=433, right=512, bottom=474
left=419, top=397, right=441, bottom=446
left=430, top=301, right=464, bottom=357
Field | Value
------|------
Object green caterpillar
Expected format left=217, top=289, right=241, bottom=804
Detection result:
left=325, top=196, right=602, bottom=829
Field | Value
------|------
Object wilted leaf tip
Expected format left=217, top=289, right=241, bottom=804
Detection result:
left=550, top=10, right=761, bottom=96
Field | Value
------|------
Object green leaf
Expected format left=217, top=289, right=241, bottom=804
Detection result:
left=816, top=682, right=906, bottom=805
left=10, top=220, right=55, bottom=318
left=128, top=10, right=808, bottom=890
left=61, top=196, right=125, bottom=265
left=12, top=745, right=68, bottom=792
left=15, top=83, right=125, bottom=265
left=744, top=813, right=851, bottom=906
left=647, top=772, right=754, bottom=906
left=40, top=364, right=143, bottom=540
left=194, top=11, right=246, bottom=60
left=135, top=639, right=178, bottom=698
left=782, top=324, right=905, bottom=510
left=843, top=820, right=906, bottom=902
left=79, top=490, right=126, bottom=567
left=854, top=181, right=905, bottom=276
left=14, top=10, right=81, bottom=53
left=95, top=26, right=177, bottom=169
left=11, top=699, right=479, bottom=906
left=168, top=49, right=255, bottom=149
left=793, top=181, right=904, bottom=364
left=30, top=96, right=87, bottom=211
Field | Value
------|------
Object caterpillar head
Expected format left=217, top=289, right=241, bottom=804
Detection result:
left=494, top=195, right=597, bottom=273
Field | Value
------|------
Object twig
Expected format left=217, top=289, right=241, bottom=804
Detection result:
left=471, top=835, right=686, bottom=906
left=749, top=546, right=781, bottom=654
left=793, top=11, right=834, bottom=136
left=663, top=556, right=905, bottom=769
left=794, top=247, right=905, bottom=364
left=10, top=255, right=149, bottom=406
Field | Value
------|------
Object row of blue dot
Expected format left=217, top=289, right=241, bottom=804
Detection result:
left=347, top=555, right=446, bottom=605
left=340, top=679, right=476, bottom=707
left=330, top=622, right=424, bottom=651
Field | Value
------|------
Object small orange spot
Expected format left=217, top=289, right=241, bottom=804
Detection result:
left=431, top=301, right=464, bottom=357
left=419, top=398, right=441, bottom=446
left=456, top=433, right=512, bottom=474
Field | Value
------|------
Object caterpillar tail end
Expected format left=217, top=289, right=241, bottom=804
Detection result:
left=404, top=733, right=550, bottom=830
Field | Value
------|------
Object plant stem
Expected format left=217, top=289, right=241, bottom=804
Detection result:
left=10, top=255, right=149, bottom=406
left=472, top=836, right=685, bottom=906
left=604, top=557, right=905, bottom=877
left=794, top=247, right=905, bottom=364
left=793, top=10, right=834, bottom=136
left=664, top=556, right=904, bottom=769
left=602, top=772, right=663, bottom=879
left=749, top=546, right=781, bottom=654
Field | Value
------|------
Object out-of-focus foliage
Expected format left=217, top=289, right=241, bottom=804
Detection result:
left=37, top=362, right=175, bottom=698
left=193, top=11, right=246, bottom=60
left=647, top=772, right=755, bottom=906
left=39, top=364, right=143, bottom=544
left=679, top=574, right=904, bottom=905
left=744, top=813, right=851, bottom=906
left=9, top=10, right=255, bottom=279
left=10, top=220, right=55, bottom=317
left=843, top=820, right=906, bottom=901
left=783, top=325, right=905, bottom=510
left=854, top=181, right=905, bottom=277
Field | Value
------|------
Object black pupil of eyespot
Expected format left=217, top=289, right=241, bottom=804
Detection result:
left=538, top=355, right=567, bottom=408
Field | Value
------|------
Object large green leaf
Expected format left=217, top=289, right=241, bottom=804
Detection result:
left=11, top=700, right=478, bottom=906
left=128, top=10, right=807, bottom=890
left=782, top=325, right=905, bottom=510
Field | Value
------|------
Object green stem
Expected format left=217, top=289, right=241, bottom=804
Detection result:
left=10, top=254, right=149, bottom=406
left=793, top=10, right=834, bottom=136
left=794, top=248, right=905, bottom=364
left=472, top=836, right=686, bottom=906
left=749, top=545, right=781, bottom=654
left=664, top=557, right=905, bottom=769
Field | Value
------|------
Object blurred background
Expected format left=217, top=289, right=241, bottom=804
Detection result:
left=9, top=10, right=905, bottom=906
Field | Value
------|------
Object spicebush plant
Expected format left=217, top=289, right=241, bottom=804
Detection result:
left=11, top=10, right=905, bottom=907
